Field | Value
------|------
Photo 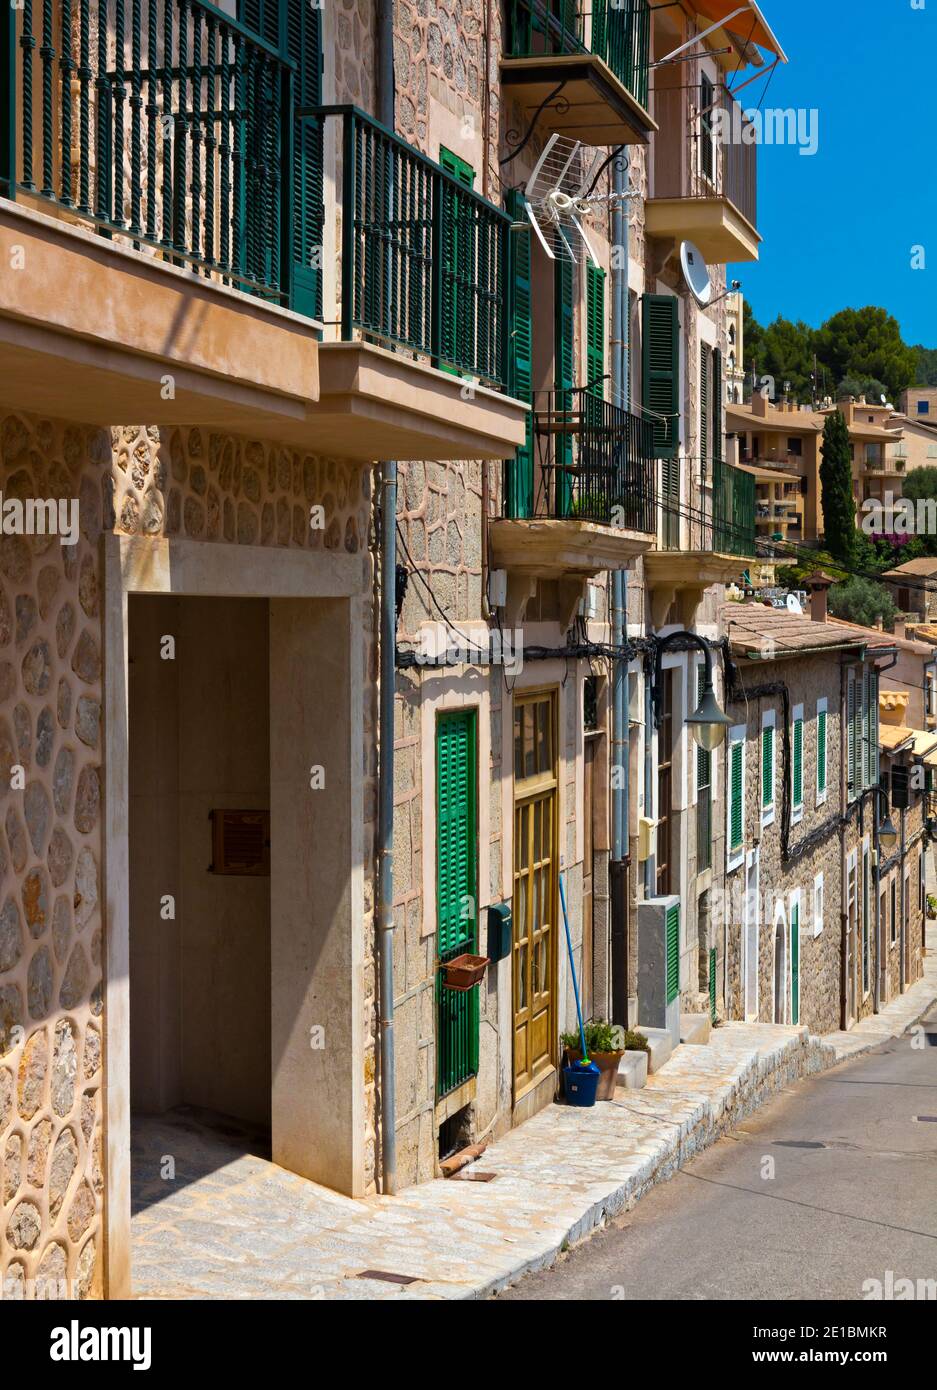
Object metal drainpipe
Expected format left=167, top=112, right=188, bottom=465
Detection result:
left=609, top=148, right=630, bottom=1026
left=377, top=0, right=397, bottom=1195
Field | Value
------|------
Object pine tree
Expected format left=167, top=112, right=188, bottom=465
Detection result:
left=820, top=409, right=855, bottom=564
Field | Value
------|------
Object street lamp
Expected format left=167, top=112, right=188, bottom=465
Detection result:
left=877, top=808, right=898, bottom=852
left=686, top=674, right=732, bottom=750
left=655, top=631, right=731, bottom=749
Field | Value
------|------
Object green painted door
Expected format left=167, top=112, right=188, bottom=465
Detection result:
left=436, top=710, right=479, bottom=1096
left=554, top=255, right=574, bottom=516
left=506, top=189, right=534, bottom=518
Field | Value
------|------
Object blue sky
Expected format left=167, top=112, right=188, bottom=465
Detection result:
left=728, top=0, right=936, bottom=348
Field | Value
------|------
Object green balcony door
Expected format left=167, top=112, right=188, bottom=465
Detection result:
left=554, top=256, right=574, bottom=516
left=790, top=898, right=800, bottom=1025
left=436, top=710, right=479, bottom=1097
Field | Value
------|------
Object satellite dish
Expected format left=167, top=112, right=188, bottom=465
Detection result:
left=786, top=593, right=803, bottom=616
left=680, top=240, right=712, bottom=307
left=881, top=394, right=888, bottom=405
left=523, top=134, right=631, bottom=265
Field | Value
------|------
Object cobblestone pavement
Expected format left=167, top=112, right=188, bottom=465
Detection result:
left=131, top=933, right=937, bottom=1300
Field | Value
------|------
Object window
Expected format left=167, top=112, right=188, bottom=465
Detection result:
left=862, top=840, right=871, bottom=995
left=791, top=703, right=804, bottom=824
left=816, top=697, right=828, bottom=804
left=586, top=263, right=606, bottom=396
left=696, top=663, right=712, bottom=872
left=789, top=889, right=801, bottom=1025
left=700, top=73, right=715, bottom=183
left=761, top=710, right=776, bottom=827
left=918, top=400, right=930, bottom=415
left=813, top=871, right=824, bottom=938
left=727, top=725, right=746, bottom=872
left=787, top=436, right=803, bottom=457
left=890, top=877, right=898, bottom=945
left=847, top=667, right=878, bottom=798
left=505, top=188, right=533, bottom=519
left=657, top=669, right=675, bottom=896
left=642, top=294, right=680, bottom=459
left=920, top=849, right=926, bottom=915
left=439, top=146, right=477, bottom=378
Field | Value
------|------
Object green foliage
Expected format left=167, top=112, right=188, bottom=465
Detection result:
left=744, top=304, right=925, bottom=404
left=828, top=576, right=897, bottom=629
left=560, top=1020, right=648, bottom=1054
left=903, top=467, right=937, bottom=501
left=819, top=410, right=856, bottom=564
left=835, top=375, right=889, bottom=405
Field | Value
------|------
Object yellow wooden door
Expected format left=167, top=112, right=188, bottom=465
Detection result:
left=512, top=692, right=558, bottom=1097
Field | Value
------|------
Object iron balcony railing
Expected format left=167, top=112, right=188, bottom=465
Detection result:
left=661, top=458, right=757, bottom=556
left=312, top=105, right=511, bottom=390
left=652, top=80, right=757, bottom=229
left=504, top=0, right=651, bottom=110
left=1, top=0, right=305, bottom=307
left=514, top=386, right=657, bottom=530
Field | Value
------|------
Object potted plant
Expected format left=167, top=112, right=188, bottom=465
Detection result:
left=927, top=894, right=937, bottom=921
left=562, top=1020, right=648, bottom=1100
left=441, top=953, right=489, bottom=991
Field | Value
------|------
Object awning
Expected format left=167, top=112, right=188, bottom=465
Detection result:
left=691, top=2, right=788, bottom=62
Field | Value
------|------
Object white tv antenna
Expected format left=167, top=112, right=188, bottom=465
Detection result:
left=679, top=240, right=713, bottom=307
left=523, top=134, right=635, bottom=265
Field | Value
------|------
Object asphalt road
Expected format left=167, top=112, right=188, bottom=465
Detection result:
left=499, top=1008, right=937, bottom=1301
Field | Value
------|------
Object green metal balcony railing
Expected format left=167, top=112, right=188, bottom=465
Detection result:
left=504, top=0, right=650, bottom=110
left=312, top=105, right=512, bottom=389
left=1, top=0, right=307, bottom=308
left=661, top=458, right=757, bottom=557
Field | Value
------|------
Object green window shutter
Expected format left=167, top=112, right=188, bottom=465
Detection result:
left=286, top=0, right=323, bottom=318
left=700, top=72, right=715, bottom=182
left=586, top=262, right=606, bottom=396
left=696, top=664, right=711, bottom=790
left=240, top=0, right=280, bottom=47
left=762, top=724, right=774, bottom=808
left=506, top=190, right=533, bottom=519
left=793, top=717, right=804, bottom=808
left=711, top=346, right=723, bottom=463
left=436, top=711, right=479, bottom=1096
left=699, top=344, right=709, bottom=480
left=817, top=709, right=827, bottom=794
left=709, top=947, right=717, bottom=1022
left=440, top=147, right=476, bottom=375
left=730, top=739, right=743, bottom=850
left=665, top=902, right=680, bottom=1005
left=867, top=670, right=879, bottom=787
left=554, top=256, right=575, bottom=513
left=642, top=293, right=679, bottom=459
left=847, top=671, right=857, bottom=795
left=790, top=900, right=800, bottom=1024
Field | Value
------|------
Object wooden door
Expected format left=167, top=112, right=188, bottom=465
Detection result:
left=513, top=692, right=558, bottom=1098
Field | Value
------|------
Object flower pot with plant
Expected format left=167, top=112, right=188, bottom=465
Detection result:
left=927, top=894, right=937, bottom=921
left=561, top=1020, right=648, bottom=1100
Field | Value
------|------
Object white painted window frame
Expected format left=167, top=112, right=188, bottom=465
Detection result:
left=813, top=870, right=824, bottom=938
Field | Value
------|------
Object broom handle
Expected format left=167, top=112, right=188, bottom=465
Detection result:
left=559, top=871, right=589, bottom=1060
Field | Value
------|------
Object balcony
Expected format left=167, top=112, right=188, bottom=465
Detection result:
left=0, top=5, right=527, bottom=461
left=501, top=0, right=656, bottom=147
left=490, top=388, right=657, bottom=624
left=646, top=81, right=759, bottom=264
left=645, top=459, right=756, bottom=626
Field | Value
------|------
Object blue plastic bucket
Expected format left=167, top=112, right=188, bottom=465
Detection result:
left=563, top=1060, right=601, bottom=1107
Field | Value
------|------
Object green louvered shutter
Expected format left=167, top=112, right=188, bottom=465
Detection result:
left=436, top=711, right=479, bottom=1096
left=762, top=723, right=774, bottom=808
left=793, top=715, right=804, bottom=809
left=790, top=899, right=800, bottom=1024
left=506, top=191, right=533, bottom=518
left=817, top=708, right=827, bottom=795
left=665, top=901, right=680, bottom=1005
left=696, top=664, right=712, bottom=870
left=440, top=148, right=476, bottom=376
left=287, top=0, right=323, bottom=318
left=711, top=346, right=723, bottom=463
left=240, top=0, right=279, bottom=46
left=730, top=738, right=743, bottom=851
left=642, top=294, right=679, bottom=458
left=709, top=947, right=717, bottom=1022
left=869, top=671, right=879, bottom=785
left=555, top=256, right=575, bottom=514
left=847, top=670, right=857, bottom=796
left=586, top=262, right=606, bottom=395
left=699, top=345, right=709, bottom=482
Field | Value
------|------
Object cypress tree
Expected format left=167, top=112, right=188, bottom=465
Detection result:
left=820, top=409, right=856, bottom=565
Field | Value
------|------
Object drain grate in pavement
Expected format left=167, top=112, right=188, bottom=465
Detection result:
left=356, top=1270, right=421, bottom=1285
left=774, top=1140, right=826, bottom=1149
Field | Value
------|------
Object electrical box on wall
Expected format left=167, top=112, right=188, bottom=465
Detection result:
left=487, top=902, right=512, bottom=963
left=488, top=568, right=508, bottom=609
left=637, top=817, right=657, bottom=863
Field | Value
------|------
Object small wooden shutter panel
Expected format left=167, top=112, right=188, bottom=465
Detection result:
left=506, top=190, right=534, bottom=518
left=665, top=902, right=680, bottom=1005
left=793, top=716, right=804, bottom=808
left=642, top=293, right=679, bottom=459
left=762, top=724, right=774, bottom=807
left=730, top=739, right=743, bottom=849
left=586, top=262, right=606, bottom=395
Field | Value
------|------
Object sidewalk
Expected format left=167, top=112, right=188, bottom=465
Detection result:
left=132, top=933, right=937, bottom=1301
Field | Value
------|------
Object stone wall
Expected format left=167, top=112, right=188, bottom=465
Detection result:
left=1, top=413, right=107, bottom=1299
